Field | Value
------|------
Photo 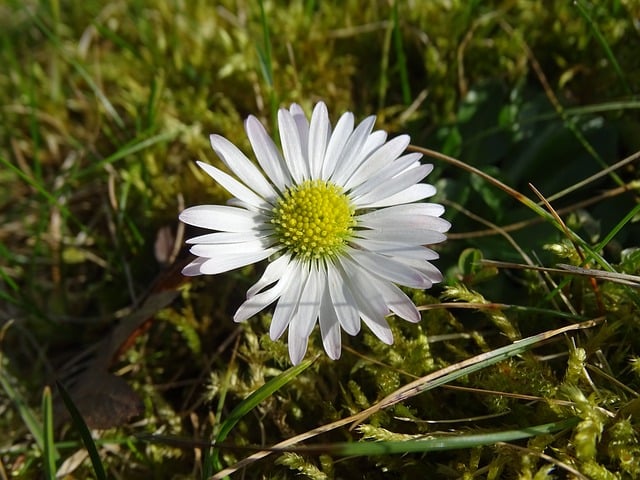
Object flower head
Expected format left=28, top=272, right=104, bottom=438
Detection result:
left=179, top=102, right=450, bottom=364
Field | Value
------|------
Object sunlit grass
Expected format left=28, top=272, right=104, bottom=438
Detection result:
left=1, top=0, right=640, bottom=478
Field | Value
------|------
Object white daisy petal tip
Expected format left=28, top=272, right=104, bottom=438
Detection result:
left=179, top=101, right=449, bottom=364
left=181, top=258, right=207, bottom=276
left=208, top=133, right=222, bottom=149
left=288, top=331, right=309, bottom=366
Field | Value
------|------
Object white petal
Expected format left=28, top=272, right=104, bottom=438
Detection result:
left=226, top=198, right=261, bottom=212
left=326, top=261, right=361, bottom=335
left=290, top=103, right=309, bottom=165
left=357, top=226, right=448, bottom=245
left=338, top=256, right=394, bottom=344
left=348, top=249, right=431, bottom=289
left=343, top=134, right=410, bottom=191
left=179, top=205, right=265, bottom=232
left=290, top=264, right=323, bottom=341
left=234, top=285, right=283, bottom=322
left=357, top=203, right=445, bottom=222
left=361, top=313, right=393, bottom=345
left=358, top=213, right=451, bottom=233
left=365, top=184, right=437, bottom=208
left=349, top=238, right=440, bottom=261
left=209, top=134, right=277, bottom=201
left=349, top=153, right=425, bottom=199
left=246, top=253, right=292, bottom=297
left=197, top=247, right=279, bottom=275
left=245, top=116, right=291, bottom=191
left=308, top=102, right=330, bottom=178
left=352, top=163, right=432, bottom=207
left=186, top=230, right=269, bottom=245
left=196, top=161, right=268, bottom=209
left=339, top=130, right=386, bottom=184
left=288, top=328, right=309, bottom=365
left=270, top=260, right=307, bottom=340
left=330, top=115, right=376, bottom=185
left=234, top=259, right=295, bottom=322
left=321, top=111, right=354, bottom=180
left=371, top=277, right=421, bottom=323
left=319, top=283, right=342, bottom=360
left=190, top=239, right=273, bottom=258
left=336, top=257, right=390, bottom=321
left=360, top=130, right=388, bottom=160
left=278, top=108, right=308, bottom=183
left=181, top=257, right=208, bottom=276
left=392, top=257, right=444, bottom=284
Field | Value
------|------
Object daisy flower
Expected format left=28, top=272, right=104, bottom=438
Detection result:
left=179, top=102, right=450, bottom=364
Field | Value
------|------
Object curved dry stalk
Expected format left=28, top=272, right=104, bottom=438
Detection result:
left=409, top=145, right=534, bottom=208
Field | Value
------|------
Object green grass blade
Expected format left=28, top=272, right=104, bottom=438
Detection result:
left=70, top=130, right=178, bottom=181
left=202, top=442, right=214, bottom=480
left=415, top=145, right=622, bottom=275
left=574, top=0, right=631, bottom=96
left=303, top=0, right=316, bottom=19
left=56, top=381, right=107, bottom=480
left=0, top=155, right=72, bottom=220
left=256, top=0, right=273, bottom=89
left=256, top=0, right=278, bottom=128
left=0, top=241, right=20, bottom=303
left=330, top=417, right=579, bottom=456
left=392, top=0, right=411, bottom=105
left=0, top=363, right=45, bottom=452
left=377, top=13, right=393, bottom=109
left=215, top=358, right=315, bottom=444
left=41, top=386, right=57, bottom=479
left=595, top=202, right=640, bottom=254
left=208, top=358, right=315, bottom=475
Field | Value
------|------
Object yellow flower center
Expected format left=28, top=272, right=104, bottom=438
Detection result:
left=271, top=180, right=355, bottom=260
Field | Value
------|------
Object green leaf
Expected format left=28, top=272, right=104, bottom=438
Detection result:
left=457, top=247, right=497, bottom=284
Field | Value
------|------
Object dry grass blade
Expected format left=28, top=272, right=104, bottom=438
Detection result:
left=557, top=264, right=640, bottom=288
left=482, top=260, right=640, bottom=288
left=347, top=319, right=600, bottom=427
